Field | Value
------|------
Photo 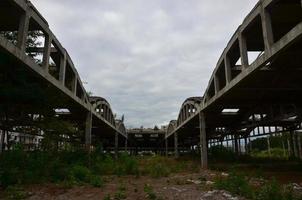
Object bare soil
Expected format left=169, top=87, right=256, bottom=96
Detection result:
left=2, top=171, right=242, bottom=200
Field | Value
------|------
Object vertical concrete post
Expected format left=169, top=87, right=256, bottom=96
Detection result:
left=293, top=131, right=298, bottom=158
left=0, top=130, right=3, bottom=154
left=17, top=11, right=30, bottom=52
left=287, top=138, right=292, bottom=157
left=249, top=137, right=252, bottom=153
left=244, top=137, right=248, bottom=154
left=267, top=136, right=271, bottom=157
left=165, top=137, right=168, bottom=157
left=214, top=75, right=220, bottom=94
left=115, top=132, right=118, bottom=159
left=239, top=33, right=249, bottom=67
left=234, top=135, right=239, bottom=155
left=297, top=133, right=302, bottom=159
left=42, top=34, right=52, bottom=71
left=59, top=51, right=66, bottom=84
left=199, top=112, right=208, bottom=169
left=224, top=56, right=232, bottom=84
left=125, top=136, right=128, bottom=152
left=85, top=111, right=92, bottom=152
left=174, top=132, right=179, bottom=158
left=72, top=76, right=77, bottom=94
left=261, top=5, right=274, bottom=52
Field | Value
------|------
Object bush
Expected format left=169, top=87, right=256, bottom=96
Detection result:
left=144, top=156, right=171, bottom=178
left=70, top=165, right=91, bottom=183
left=214, top=172, right=253, bottom=199
left=89, top=175, right=103, bottom=188
left=255, top=179, right=283, bottom=200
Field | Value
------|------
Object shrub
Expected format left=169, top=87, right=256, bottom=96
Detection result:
left=4, top=185, right=29, bottom=200
left=89, top=175, right=103, bottom=188
left=69, top=165, right=91, bottom=183
left=214, top=172, right=254, bottom=199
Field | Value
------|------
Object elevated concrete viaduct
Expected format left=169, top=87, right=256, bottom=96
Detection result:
left=166, top=0, right=302, bottom=168
left=0, top=0, right=126, bottom=151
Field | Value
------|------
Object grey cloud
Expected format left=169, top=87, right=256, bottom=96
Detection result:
left=31, top=0, right=258, bottom=127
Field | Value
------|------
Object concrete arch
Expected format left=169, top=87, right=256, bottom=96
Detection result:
left=176, top=97, right=203, bottom=126
left=166, top=120, right=177, bottom=136
left=89, top=96, right=116, bottom=127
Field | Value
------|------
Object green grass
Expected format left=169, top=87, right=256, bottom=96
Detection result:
left=214, top=172, right=302, bottom=200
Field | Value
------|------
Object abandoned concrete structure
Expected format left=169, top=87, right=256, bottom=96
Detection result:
left=0, top=0, right=302, bottom=168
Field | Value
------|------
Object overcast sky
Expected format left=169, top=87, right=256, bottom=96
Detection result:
left=31, top=0, right=258, bottom=128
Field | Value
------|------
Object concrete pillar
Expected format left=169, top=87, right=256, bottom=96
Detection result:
left=244, top=137, right=248, bottom=154
left=42, top=34, right=52, bottom=71
left=290, top=130, right=297, bottom=157
left=214, top=75, right=220, bottom=94
left=115, top=132, right=118, bottom=159
left=267, top=136, right=271, bottom=157
left=287, top=138, right=292, bottom=157
left=234, top=135, right=239, bottom=155
left=224, top=56, right=232, bottom=84
left=293, top=131, right=298, bottom=158
left=0, top=130, right=3, bottom=154
left=125, top=136, right=128, bottom=152
left=85, top=111, right=92, bottom=152
left=261, top=5, right=274, bottom=52
left=174, top=132, right=179, bottom=158
left=239, top=33, right=249, bottom=67
left=249, top=137, right=252, bottom=153
left=199, top=112, right=208, bottom=169
left=297, top=133, right=302, bottom=159
left=72, top=76, right=77, bottom=94
left=165, top=137, right=168, bottom=157
left=17, top=10, right=30, bottom=52
left=59, top=51, right=66, bottom=84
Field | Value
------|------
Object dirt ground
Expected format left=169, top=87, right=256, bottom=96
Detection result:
left=2, top=171, right=243, bottom=200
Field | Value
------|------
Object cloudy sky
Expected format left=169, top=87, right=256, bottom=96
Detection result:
left=31, top=0, right=258, bottom=128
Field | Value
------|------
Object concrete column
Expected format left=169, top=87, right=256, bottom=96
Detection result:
left=72, top=76, right=77, bottom=94
left=125, top=136, right=128, bottom=152
left=165, top=137, right=168, bottom=157
left=224, top=56, right=232, bottom=84
left=234, top=135, right=239, bottom=155
left=249, top=137, right=252, bottom=152
left=199, top=112, right=208, bottom=169
left=42, top=34, right=52, bottom=71
left=174, top=132, right=179, bottom=158
left=214, top=75, right=220, bottom=94
left=287, top=138, right=292, bottom=157
left=293, top=131, right=298, bottom=158
left=261, top=5, right=274, bottom=52
left=239, top=33, right=249, bottom=67
left=297, top=133, right=302, bottom=159
left=267, top=136, right=271, bottom=157
left=59, top=51, right=66, bottom=84
left=115, top=132, right=118, bottom=159
left=0, top=130, right=3, bottom=154
left=85, top=111, right=92, bottom=152
left=17, top=10, right=30, bottom=52
left=244, top=137, right=248, bottom=154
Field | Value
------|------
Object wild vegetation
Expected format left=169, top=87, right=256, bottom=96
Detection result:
left=214, top=172, right=302, bottom=200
